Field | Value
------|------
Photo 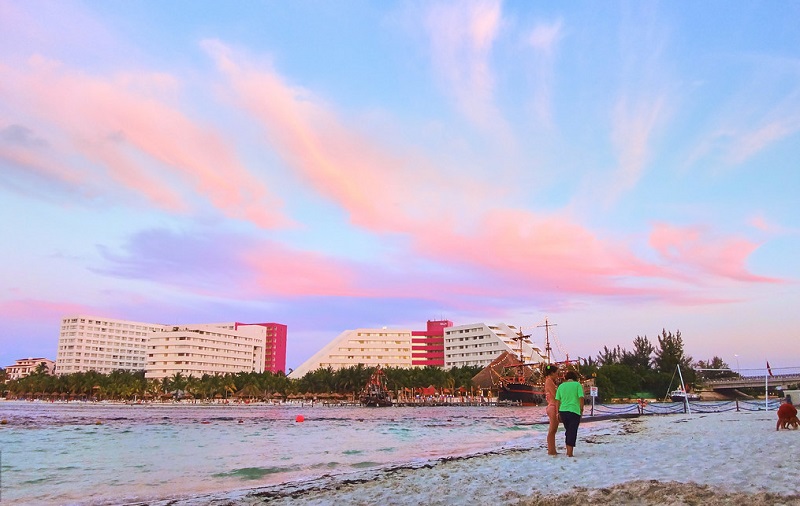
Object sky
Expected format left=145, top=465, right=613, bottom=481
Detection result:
left=1, top=0, right=799, bottom=375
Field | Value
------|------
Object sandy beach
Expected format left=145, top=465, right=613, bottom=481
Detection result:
left=144, top=410, right=800, bottom=506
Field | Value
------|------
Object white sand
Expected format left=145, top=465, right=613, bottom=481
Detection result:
left=148, top=411, right=800, bottom=506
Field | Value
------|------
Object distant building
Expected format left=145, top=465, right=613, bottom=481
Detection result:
left=55, top=315, right=288, bottom=377
left=288, top=327, right=414, bottom=378
left=145, top=323, right=267, bottom=380
left=5, top=357, right=56, bottom=380
left=444, top=323, right=547, bottom=368
left=55, top=316, right=166, bottom=375
left=411, top=320, right=452, bottom=367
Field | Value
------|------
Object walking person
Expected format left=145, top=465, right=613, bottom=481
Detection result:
left=555, top=370, right=584, bottom=457
left=543, top=364, right=559, bottom=455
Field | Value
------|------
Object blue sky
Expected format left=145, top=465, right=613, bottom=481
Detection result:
left=1, top=1, right=798, bottom=374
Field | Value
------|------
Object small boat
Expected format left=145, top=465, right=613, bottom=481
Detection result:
left=359, top=366, right=392, bottom=407
left=670, top=389, right=700, bottom=402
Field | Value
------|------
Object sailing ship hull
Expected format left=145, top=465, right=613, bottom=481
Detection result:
left=360, top=395, right=392, bottom=407
left=498, top=383, right=544, bottom=406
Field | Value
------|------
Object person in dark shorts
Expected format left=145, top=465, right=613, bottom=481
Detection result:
left=555, top=370, right=584, bottom=457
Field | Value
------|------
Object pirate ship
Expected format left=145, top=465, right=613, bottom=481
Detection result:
left=495, top=324, right=549, bottom=406
left=359, top=366, right=393, bottom=407
left=475, top=319, right=571, bottom=406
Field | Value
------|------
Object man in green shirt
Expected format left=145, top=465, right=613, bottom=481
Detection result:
left=555, top=370, right=584, bottom=457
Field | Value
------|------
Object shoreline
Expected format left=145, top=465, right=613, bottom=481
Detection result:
left=130, top=410, right=800, bottom=506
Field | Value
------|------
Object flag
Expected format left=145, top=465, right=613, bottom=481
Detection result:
left=767, top=361, right=774, bottom=377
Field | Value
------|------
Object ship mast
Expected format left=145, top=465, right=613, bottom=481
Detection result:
left=513, top=328, right=526, bottom=363
left=537, top=318, right=557, bottom=363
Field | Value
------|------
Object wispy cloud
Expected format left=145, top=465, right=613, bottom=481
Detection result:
left=728, top=109, right=800, bottom=165
left=525, top=19, right=563, bottom=126
left=601, top=3, right=671, bottom=205
left=608, top=94, right=667, bottom=201
left=423, top=0, right=510, bottom=139
left=684, top=57, right=800, bottom=170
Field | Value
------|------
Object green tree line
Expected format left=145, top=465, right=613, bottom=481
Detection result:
left=580, top=329, right=737, bottom=401
left=1, top=363, right=483, bottom=402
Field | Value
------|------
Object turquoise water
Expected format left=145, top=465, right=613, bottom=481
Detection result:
left=0, top=401, right=549, bottom=505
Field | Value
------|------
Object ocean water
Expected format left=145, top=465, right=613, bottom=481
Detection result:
left=0, top=401, right=551, bottom=505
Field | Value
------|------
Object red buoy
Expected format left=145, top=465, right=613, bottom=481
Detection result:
left=295, top=414, right=305, bottom=423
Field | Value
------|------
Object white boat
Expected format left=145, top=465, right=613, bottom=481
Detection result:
left=670, top=389, right=700, bottom=402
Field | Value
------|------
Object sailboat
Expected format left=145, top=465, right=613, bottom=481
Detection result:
left=669, top=388, right=700, bottom=402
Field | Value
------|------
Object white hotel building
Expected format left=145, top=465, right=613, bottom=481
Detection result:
left=55, top=316, right=271, bottom=379
left=288, top=322, right=546, bottom=378
left=56, top=316, right=164, bottom=375
left=145, top=323, right=266, bottom=380
left=443, top=323, right=546, bottom=368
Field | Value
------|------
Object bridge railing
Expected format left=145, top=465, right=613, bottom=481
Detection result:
left=703, top=373, right=800, bottom=386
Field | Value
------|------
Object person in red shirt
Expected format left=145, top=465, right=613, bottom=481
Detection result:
left=776, top=398, right=799, bottom=430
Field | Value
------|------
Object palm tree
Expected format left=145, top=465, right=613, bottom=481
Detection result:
left=184, top=374, right=200, bottom=401
left=167, top=372, right=188, bottom=396
left=142, top=377, right=161, bottom=401
left=223, top=376, right=237, bottom=400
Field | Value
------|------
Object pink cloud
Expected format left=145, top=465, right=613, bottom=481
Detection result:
left=649, top=222, right=780, bottom=283
left=747, top=213, right=796, bottom=235
left=411, top=208, right=667, bottom=298
left=202, top=40, right=490, bottom=234
left=0, top=56, right=291, bottom=228
left=0, top=139, right=86, bottom=188
left=95, top=226, right=373, bottom=300
left=201, top=41, right=782, bottom=307
left=238, top=245, right=360, bottom=298
left=0, top=299, right=94, bottom=321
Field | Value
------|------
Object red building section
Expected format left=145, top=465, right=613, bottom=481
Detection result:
left=411, top=320, right=452, bottom=367
left=235, top=322, right=288, bottom=374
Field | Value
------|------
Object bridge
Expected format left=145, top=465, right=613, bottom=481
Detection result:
left=703, top=373, right=800, bottom=391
